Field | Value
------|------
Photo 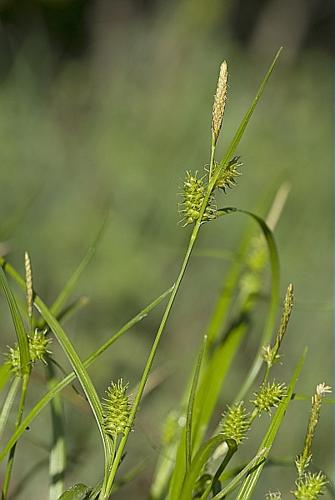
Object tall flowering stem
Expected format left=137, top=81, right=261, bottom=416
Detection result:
left=100, top=49, right=282, bottom=499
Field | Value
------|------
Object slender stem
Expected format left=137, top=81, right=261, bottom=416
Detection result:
left=208, top=137, right=216, bottom=180
left=101, top=144, right=219, bottom=499
left=2, top=373, right=30, bottom=499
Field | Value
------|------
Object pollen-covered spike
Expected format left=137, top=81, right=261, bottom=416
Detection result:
left=212, top=61, right=228, bottom=145
left=25, top=251, right=33, bottom=321
left=295, top=383, right=332, bottom=476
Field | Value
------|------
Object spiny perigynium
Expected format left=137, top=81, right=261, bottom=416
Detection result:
left=102, top=379, right=131, bottom=438
left=293, top=472, right=327, bottom=499
left=262, top=283, right=294, bottom=368
left=180, top=171, right=217, bottom=226
left=220, top=402, right=250, bottom=444
left=295, top=383, right=331, bottom=476
left=214, top=156, right=243, bottom=192
left=6, top=330, right=51, bottom=376
left=251, top=381, right=287, bottom=415
left=24, top=251, right=33, bottom=322
left=266, top=492, right=282, bottom=499
left=29, top=330, right=51, bottom=363
left=212, top=61, right=228, bottom=145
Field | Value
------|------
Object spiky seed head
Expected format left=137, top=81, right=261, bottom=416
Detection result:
left=6, top=345, right=21, bottom=376
left=214, top=157, right=243, bottom=192
left=293, top=472, right=328, bottom=499
left=212, top=61, right=228, bottom=144
left=103, top=379, right=131, bottom=438
left=29, top=330, right=51, bottom=364
left=5, top=330, right=51, bottom=376
left=220, top=402, right=250, bottom=444
left=251, top=382, right=287, bottom=415
left=179, top=171, right=217, bottom=226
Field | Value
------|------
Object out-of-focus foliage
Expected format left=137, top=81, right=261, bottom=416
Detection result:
left=0, top=1, right=332, bottom=498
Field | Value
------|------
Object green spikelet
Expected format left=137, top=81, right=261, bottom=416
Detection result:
left=220, top=402, right=250, bottom=444
left=293, top=472, right=327, bottom=499
left=28, top=330, right=51, bottom=363
left=214, top=156, right=243, bottom=192
left=6, top=330, right=51, bottom=376
left=5, top=345, right=21, bottom=376
left=102, top=379, right=131, bottom=438
left=251, top=381, right=287, bottom=415
left=180, top=171, right=217, bottom=226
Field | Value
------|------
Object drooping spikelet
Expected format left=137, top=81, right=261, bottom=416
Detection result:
left=102, top=379, right=131, bottom=438
left=180, top=171, right=217, bottom=226
left=295, top=383, right=332, bottom=476
left=293, top=472, right=327, bottom=499
left=251, top=382, right=287, bottom=415
left=212, top=61, right=228, bottom=145
left=220, top=402, right=250, bottom=444
left=214, top=156, right=243, bottom=192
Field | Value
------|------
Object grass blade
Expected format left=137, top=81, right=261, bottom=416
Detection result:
left=0, top=286, right=172, bottom=463
left=186, top=335, right=207, bottom=471
left=217, top=48, right=282, bottom=174
left=178, top=434, right=226, bottom=500
left=217, top=208, right=280, bottom=402
left=168, top=336, right=208, bottom=498
left=47, top=362, right=66, bottom=500
left=211, top=447, right=267, bottom=499
left=0, top=377, right=20, bottom=442
left=0, top=364, right=11, bottom=393
left=0, top=267, right=30, bottom=375
left=236, top=348, right=307, bottom=499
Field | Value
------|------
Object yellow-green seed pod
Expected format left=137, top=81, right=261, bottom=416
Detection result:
left=102, top=379, right=131, bottom=438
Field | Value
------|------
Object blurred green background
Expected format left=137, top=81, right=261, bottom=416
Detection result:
left=0, top=0, right=333, bottom=498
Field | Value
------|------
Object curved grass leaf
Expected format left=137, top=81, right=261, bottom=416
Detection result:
left=0, top=364, right=11, bottom=393
left=200, top=439, right=238, bottom=499
left=0, top=267, right=30, bottom=375
left=186, top=335, right=207, bottom=471
left=235, top=348, right=307, bottom=499
left=168, top=336, right=208, bottom=498
left=217, top=48, right=282, bottom=175
left=58, top=483, right=92, bottom=500
left=211, top=447, right=267, bottom=499
left=0, top=377, right=20, bottom=441
left=34, top=291, right=112, bottom=483
left=217, top=208, right=280, bottom=402
left=0, top=286, right=172, bottom=463
left=47, top=362, right=66, bottom=500
left=178, top=434, right=226, bottom=500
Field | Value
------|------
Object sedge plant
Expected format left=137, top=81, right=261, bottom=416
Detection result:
left=0, top=48, right=332, bottom=500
